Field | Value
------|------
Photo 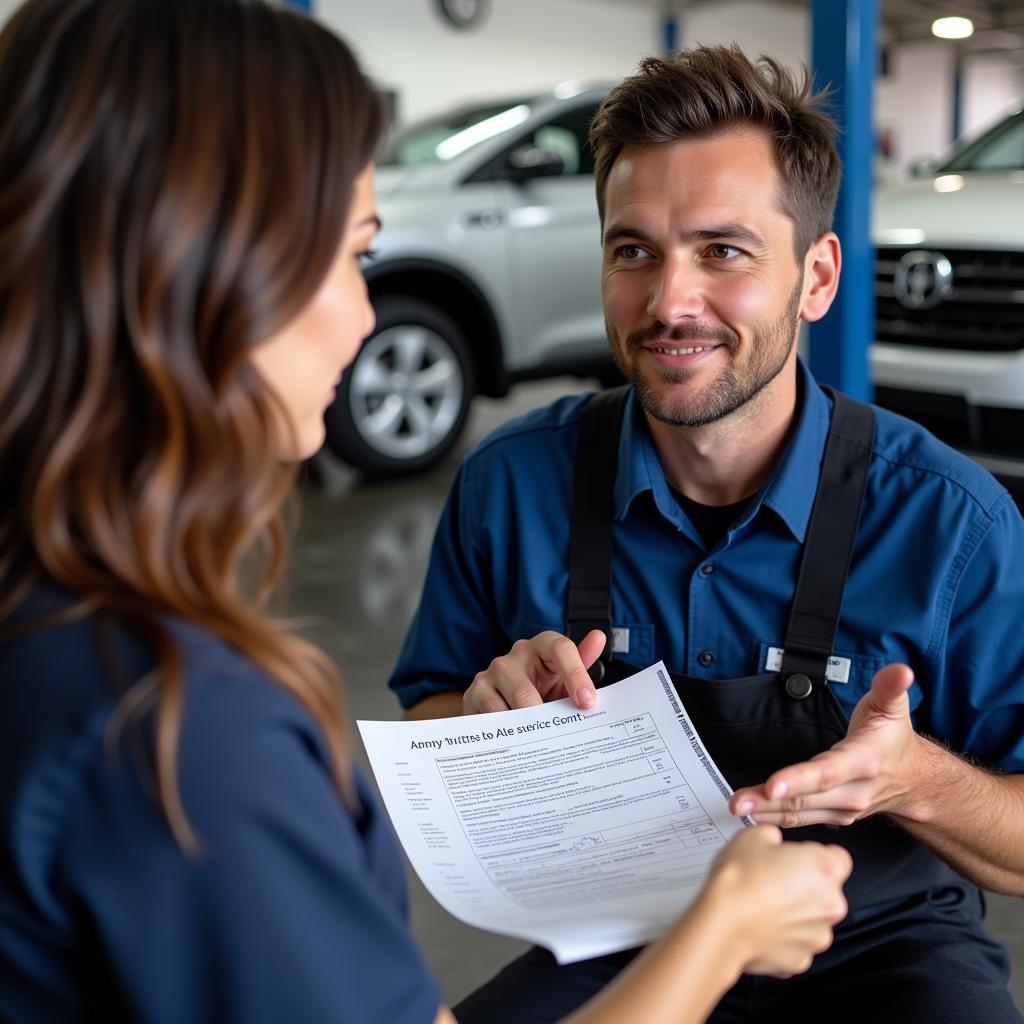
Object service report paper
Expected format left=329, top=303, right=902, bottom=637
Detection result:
left=358, top=662, right=752, bottom=964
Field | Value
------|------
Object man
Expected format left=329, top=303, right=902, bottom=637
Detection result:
left=390, top=46, right=1024, bottom=1022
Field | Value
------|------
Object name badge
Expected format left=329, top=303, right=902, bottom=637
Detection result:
left=765, top=646, right=851, bottom=684
left=612, top=627, right=630, bottom=654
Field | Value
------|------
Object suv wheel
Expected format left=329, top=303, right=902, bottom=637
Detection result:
left=324, top=297, right=474, bottom=478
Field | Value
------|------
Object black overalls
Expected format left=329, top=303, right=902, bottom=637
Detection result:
left=455, top=386, right=1020, bottom=1024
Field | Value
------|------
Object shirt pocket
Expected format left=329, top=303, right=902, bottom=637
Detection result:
left=523, top=621, right=655, bottom=667
left=757, top=644, right=921, bottom=719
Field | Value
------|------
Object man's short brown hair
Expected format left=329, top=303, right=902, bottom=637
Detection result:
left=589, top=45, right=841, bottom=259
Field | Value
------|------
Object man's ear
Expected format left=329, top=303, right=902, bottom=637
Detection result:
left=800, top=232, right=841, bottom=323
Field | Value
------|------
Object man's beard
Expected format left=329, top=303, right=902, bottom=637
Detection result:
left=608, top=279, right=802, bottom=429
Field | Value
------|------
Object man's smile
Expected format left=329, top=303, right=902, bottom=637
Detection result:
left=646, top=343, right=716, bottom=356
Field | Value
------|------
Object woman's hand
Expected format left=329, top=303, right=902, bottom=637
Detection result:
left=701, top=825, right=852, bottom=978
left=556, top=825, right=852, bottom=1024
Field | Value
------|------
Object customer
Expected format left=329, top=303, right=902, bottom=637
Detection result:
left=0, top=3, right=850, bottom=1022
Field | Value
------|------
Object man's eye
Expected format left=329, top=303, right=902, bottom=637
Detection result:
left=615, top=244, right=650, bottom=260
left=706, top=244, right=741, bottom=260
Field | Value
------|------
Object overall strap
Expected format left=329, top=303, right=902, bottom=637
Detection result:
left=780, top=387, right=876, bottom=691
left=566, top=386, right=629, bottom=682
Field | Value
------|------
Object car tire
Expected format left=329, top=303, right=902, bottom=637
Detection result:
left=324, top=297, right=474, bottom=478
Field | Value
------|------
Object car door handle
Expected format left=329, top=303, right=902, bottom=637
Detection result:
left=463, top=209, right=504, bottom=229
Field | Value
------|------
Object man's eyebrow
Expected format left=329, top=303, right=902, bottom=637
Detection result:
left=602, top=222, right=767, bottom=250
left=689, top=224, right=767, bottom=249
left=602, top=224, right=654, bottom=247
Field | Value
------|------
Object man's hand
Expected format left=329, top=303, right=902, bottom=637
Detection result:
left=462, top=629, right=606, bottom=714
left=730, top=664, right=928, bottom=827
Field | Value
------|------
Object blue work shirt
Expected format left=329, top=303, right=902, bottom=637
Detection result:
left=0, top=586, right=441, bottom=1024
left=390, top=361, right=1024, bottom=773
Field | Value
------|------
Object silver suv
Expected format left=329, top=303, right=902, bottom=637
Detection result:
left=324, top=84, right=612, bottom=477
left=871, top=105, right=1024, bottom=468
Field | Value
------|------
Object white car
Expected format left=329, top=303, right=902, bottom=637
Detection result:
left=324, top=85, right=613, bottom=477
left=871, top=105, right=1024, bottom=468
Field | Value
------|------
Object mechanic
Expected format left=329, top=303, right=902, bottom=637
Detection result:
left=390, top=45, right=1024, bottom=1024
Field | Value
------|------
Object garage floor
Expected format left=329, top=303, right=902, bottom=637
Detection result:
left=295, top=379, right=1023, bottom=1011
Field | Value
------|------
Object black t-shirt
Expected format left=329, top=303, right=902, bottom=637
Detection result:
left=669, top=487, right=753, bottom=550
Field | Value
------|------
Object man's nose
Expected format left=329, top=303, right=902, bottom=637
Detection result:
left=646, top=257, right=705, bottom=325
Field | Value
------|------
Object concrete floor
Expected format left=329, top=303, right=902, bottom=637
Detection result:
left=293, top=378, right=1023, bottom=1012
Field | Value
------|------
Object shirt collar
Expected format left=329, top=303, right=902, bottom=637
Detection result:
left=613, top=359, right=830, bottom=544
left=615, top=389, right=680, bottom=527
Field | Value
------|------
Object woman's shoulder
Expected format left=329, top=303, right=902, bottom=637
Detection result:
left=0, top=583, right=317, bottom=760
left=0, top=584, right=372, bottom=893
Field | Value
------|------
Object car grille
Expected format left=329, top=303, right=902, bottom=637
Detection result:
left=875, top=247, right=1024, bottom=352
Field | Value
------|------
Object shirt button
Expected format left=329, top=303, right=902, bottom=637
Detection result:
left=698, top=650, right=715, bottom=667
left=700, top=563, right=715, bottom=576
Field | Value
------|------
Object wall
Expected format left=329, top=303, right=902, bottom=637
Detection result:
left=317, top=0, right=811, bottom=125
left=682, top=0, right=809, bottom=75
left=963, top=54, right=1024, bottom=138
left=876, top=41, right=956, bottom=176
left=316, top=0, right=660, bottom=123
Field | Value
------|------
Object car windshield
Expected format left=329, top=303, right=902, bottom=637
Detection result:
left=378, top=98, right=534, bottom=166
left=940, top=108, right=1024, bottom=172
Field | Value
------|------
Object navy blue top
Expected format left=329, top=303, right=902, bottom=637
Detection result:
left=390, top=360, right=1024, bottom=774
left=0, top=587, right=441, bottom=1023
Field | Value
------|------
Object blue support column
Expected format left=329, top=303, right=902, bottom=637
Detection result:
left=808, top=0, right=876, bottom=400
left=663, top=15, right=678, bottom=55
left=662, top=0, right=683, bottom=55
left=952, top=49, right=964, bottom=143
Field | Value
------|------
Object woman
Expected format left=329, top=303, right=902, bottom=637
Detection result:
left=0, top=1, right=851, bottom=1022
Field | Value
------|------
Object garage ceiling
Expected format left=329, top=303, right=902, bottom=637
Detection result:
left=590, top=1, right=1024, bottom=58
left=870, top=0, right=1024, bottom=48
left=790, top=0, right=1024, bottom=54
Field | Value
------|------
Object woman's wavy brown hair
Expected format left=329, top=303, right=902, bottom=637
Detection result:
left=0, top=0, right=385, bottom=848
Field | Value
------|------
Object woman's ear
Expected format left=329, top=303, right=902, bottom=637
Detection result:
left=800, top=232, right=841, bottom=323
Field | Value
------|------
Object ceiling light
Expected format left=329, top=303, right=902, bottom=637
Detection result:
left=932, top=16, right=974, bottom=40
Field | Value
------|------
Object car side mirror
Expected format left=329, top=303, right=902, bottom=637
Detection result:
left=503, top=144, right=566, bottom=183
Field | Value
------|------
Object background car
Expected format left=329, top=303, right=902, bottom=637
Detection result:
left=323, top=84, right=613, bottom=477
left=871, top=103, right=1024, bottom=468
